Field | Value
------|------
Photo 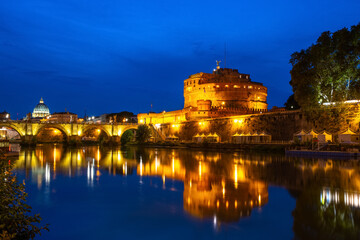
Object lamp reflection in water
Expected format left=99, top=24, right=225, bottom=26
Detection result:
left=87, top=158, right=95, bottom=187
left=45, top=163, right=50, bottom=186
left=321, top=188, right=360, bottom=207
left=16, top=146, right=271, bottom=227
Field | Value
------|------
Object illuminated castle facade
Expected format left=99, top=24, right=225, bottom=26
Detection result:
left=138, top=65, right=268, bottom=124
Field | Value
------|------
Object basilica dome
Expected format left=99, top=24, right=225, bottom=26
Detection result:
left=32, top=98, right=50, bottom=118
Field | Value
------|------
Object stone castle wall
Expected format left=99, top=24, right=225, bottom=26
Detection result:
left=156, top=107, right=360, bottom=142
left=183, top=68, right=267, bottom=111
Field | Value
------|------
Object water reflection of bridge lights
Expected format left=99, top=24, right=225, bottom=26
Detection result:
left=234, top=164, right=238, bottom=189
left=139, top=157, right=143, bottom=176
left=45, top=163, right=50, bottom=185
left=199, top=161, right=202, bottom=180
left=321, top=188, right=360, bottom=208
left=87, top=158, right=95, bottom=187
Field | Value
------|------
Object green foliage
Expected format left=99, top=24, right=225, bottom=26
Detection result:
left=293, top=187, right=360, bottom=240
left=136, top=125, right=151, bottom=143
left=0, top=160, right=49, bottom=239
left=121, top=130, right=134, bottom=145
left=284, top=94, right=300, bottom=110
left=303, top=105, right=351, bottom=133
left=290, top=23, right=360, bottom=109
left=98, top=131, right=108, bottom=145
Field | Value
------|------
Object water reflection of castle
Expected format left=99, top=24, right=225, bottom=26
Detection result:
left=14, top=146, right=360, bottom=234
left=136, top=151, right=268, bottom=223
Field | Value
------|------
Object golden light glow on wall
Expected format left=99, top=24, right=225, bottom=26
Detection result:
left=198, top=121, right=208, bottom=129
left=233, top=119, right=244, bottom=124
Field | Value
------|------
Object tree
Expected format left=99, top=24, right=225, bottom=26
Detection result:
left=284, top=94, right=300, bottom=110
left=136, top=125, right=151, bottom=143
left=121, top=130, right=134, bottom=145
left=0, top=160, right=48, bottom=239
left=290, top=23, right=360, bottom=109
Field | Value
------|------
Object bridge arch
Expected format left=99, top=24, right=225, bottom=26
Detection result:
left=81, top=125, right=112, bottom=137
left=0, top=122, right=25, bottom=137
left=119, top=126, right=138, bottom=138
left=35, top=124, right=70, bottom=138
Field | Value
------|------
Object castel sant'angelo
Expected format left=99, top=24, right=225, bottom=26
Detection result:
left=138, top=63, right=268, bottom=124
left=138, top=63, right=360, bottom=141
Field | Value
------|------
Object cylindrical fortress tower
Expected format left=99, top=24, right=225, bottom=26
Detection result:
left=184, top=68, right=267, bottom=112
left=197, top=100, right=212, bottom=111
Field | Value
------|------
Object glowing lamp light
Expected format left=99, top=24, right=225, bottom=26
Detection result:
left=140, top=119, right=144, bottom=123
left=222, top=102, right=225, bottom=105
left=118, top=130, right=121, bottom=136
left=97, top=129, right=101, bottom=133
left=199, top=121, right=206, bottom=127
left=77, top=130, right=81, bottom=136
left=234, top=119, right=238, bottom=123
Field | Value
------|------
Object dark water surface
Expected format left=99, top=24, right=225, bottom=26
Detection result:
left=12, top=145, right=360, bottom=239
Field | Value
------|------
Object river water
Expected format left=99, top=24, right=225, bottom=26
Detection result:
left=12, top=144, right=360, bottom=239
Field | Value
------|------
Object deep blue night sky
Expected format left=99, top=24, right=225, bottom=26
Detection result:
left=1, top=0, right=359, bottom=118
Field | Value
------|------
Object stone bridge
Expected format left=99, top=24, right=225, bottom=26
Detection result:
left=0, top=120, right=138, bottom=143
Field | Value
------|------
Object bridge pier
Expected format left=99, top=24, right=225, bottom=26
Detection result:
left=69, top=135, right=81, bottom=143
left=20, top=135, right=36, bottom=145
left=110, top=136, right=120, bottom=143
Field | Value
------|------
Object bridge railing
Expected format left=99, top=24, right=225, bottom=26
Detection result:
left=0, top=119, right=138, bottom=125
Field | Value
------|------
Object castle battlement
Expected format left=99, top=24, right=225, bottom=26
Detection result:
left=138, top=66, right=268, bottom=124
